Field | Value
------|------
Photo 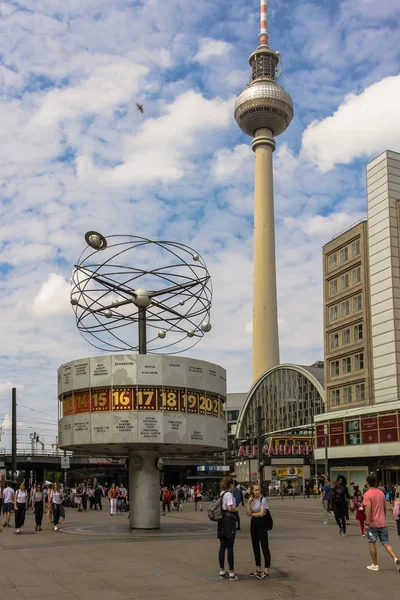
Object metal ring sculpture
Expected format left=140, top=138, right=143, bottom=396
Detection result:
left=70, top=233, right=213, bottom=354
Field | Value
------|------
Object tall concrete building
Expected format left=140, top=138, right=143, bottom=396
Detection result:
left=323, top=221, right=373, bottom=412
left=367, top=151, right=400, bottom=404
left=315, top=150, right=400, bottom=488
left=235, top=0, right=293, bottom=382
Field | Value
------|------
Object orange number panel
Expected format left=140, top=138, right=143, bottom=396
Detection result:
left=91, top=389, right=111, bottom=412
left=186, top=390, right=199, bottom=414
left=74, top=390, right=90, bottom=414
left=112, top=388, right=135, bottom=411
left=137, top=387, right=159, bottom=410
left=162, top=389, right=181, bottom=412
left=63, top=394, right=74, bottom=416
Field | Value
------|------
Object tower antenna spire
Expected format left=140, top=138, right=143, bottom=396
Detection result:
left=259, top=0, right=269, bottom=46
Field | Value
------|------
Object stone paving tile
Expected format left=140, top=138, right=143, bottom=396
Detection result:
left=2, top=498, right=400, bottom=600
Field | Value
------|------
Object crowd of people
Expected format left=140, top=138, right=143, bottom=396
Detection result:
left=320, top=474, right=400, bottom=572
left=0, top=480, right=130, bottom=532
left=160, top=483, right=210, bottom=514
left=1, top=481, right=67, bottom=533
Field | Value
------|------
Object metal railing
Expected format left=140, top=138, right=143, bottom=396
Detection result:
left=0, top=449, right=72, bottom=457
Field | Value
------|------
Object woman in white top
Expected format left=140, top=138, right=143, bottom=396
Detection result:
left=246, top=483, right=271, bottom=579
left=14, top=482, right=28, bottom=533
left=217, top=476, right=239, bottom=581
left=50, top=483, right=62, bottom=531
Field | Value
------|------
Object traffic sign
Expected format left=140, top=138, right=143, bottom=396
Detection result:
left=61, top=456, right=70, bottom=469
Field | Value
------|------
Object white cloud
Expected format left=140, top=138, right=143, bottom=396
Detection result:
left=77, top=90, right=233, bottom=185
left=212, top=144, right=253, bottom=183
left=194, top=38, right=232, bottom=63
left=32, top=273, right=71, bottom=317
left=285, top=211, right=365, bottom=238
left=32, top=61, right=147, bottom=127
left=301, top=75, right=400, bottom=171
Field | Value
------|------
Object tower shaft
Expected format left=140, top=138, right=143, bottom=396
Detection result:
left=235, top=0, right=293, bottom=383
left=252, top=128, right=279, bottom=381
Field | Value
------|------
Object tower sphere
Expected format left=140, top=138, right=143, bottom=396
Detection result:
left=234, top=79, right=293, bottom=138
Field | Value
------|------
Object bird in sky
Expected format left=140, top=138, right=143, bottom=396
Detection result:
left=136, top=103, right=144, bottom=114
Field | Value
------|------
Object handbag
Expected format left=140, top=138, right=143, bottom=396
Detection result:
left=264, top=509, right=273, bottom=531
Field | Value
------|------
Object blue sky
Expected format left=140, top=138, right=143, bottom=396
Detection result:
left=1, top=0, right=400, bottom=448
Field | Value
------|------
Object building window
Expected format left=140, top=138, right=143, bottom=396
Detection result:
left=329, top=254, right=337, bottom=270
left=355, top=353, right=364, bottom=370
left=331, top=389, right=340, bottom=406
left=342, top=356, right=352, bottom=374
left=343, top=386, right=352, bottom=403
left=354, top=323, right=363, bottom=341
left=330, top=360, right=339, bottom=378
left=329, top=305, right=339, bottom=322
left=341, top=273, right=349, bottom=290
left=352, top=239, right=360, bottom=257
left=342, top=328, right=351, bottom=345
left=329, top=279, right=338, bottom=296
left=355, top=383, right=365, bottom=401
left=352, top=267, right=361, bottom=285
left=330, top=332, right=339, bottom=349
left=341, top=300, right=350, bottom=317
left=340, top=247, right=349, bottom=264
left=353, top=294, right=362, bottom=312
left=227, top=410, right=239, bottom=421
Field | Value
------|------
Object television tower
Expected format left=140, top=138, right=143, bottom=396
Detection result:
left=234, top=0, right=293, bottom=382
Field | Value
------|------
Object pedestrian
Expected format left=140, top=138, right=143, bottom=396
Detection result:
left=232, top=480, right=243, bottom=530
left=246, top=483, right=271, bottom=580
left=50, top=483, right=63, bottom=531
left=81, top=485, right=88, bottom=511
left=33, top=484, right=44, bottom=531
left=378, top=482, right=386, bottom=495
left=393, top=498, right=400, bottom=537
left=14, top=482, right=28, bottom=533
left=321, top=477, right=333, bottom=524
left=194, top=482, right=203, bottom=511
left=94, top=485, right=103, bottom=511
left=364, top=475, right=400, bottom=572
left=178, top=486, right=185, bottom=511
left=353, top=493, right=366, bottom=537
left=217, top=476, right=239, bottom=581
left=2, top=482, right=14, bottom=528
left=162, top=488, right=171, bottom=515
left=75, top=485, right=83, bottom=512
left=88, top=486, right=95, bottom=509
left=331, top=475, right=350, bottom=537
left=108, top=483, right=119, bottom=516
left=45, top=484, right=54, bottom=523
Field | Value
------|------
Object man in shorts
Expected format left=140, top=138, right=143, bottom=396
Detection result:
left=2, top=482, right=14, bottom=528
left=364, top=475, right=400, bottom=572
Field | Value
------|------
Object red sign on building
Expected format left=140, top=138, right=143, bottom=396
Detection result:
left=379, top=414, right=397, bottom=429
left=361, top=430, right=379, bottom=444
left=361, top=417, right=378, bottom=431
left=380, top=428, right=398, bottom=443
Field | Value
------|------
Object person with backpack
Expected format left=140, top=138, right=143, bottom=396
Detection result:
left=216, top=476, right=239, bottom=581
left=246, top=483, right=271, bottom=580
left=331, top=475, right=350, bottom=537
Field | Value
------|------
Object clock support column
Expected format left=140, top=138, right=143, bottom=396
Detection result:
left=128, top=449, right=160, bottom=529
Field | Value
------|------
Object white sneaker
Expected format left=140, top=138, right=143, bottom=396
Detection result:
left=54, top=525, right=58, bottom=531
left=367, top=564, right=379, bottom=571
left=394, top=558, right=400, bottom=572
left=16, top=529, right=20, bottom=533
left=323, top=521, right=328, bottom=525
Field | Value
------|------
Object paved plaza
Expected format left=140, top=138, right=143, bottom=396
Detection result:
left=1, top=497, right=399, bottom=600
